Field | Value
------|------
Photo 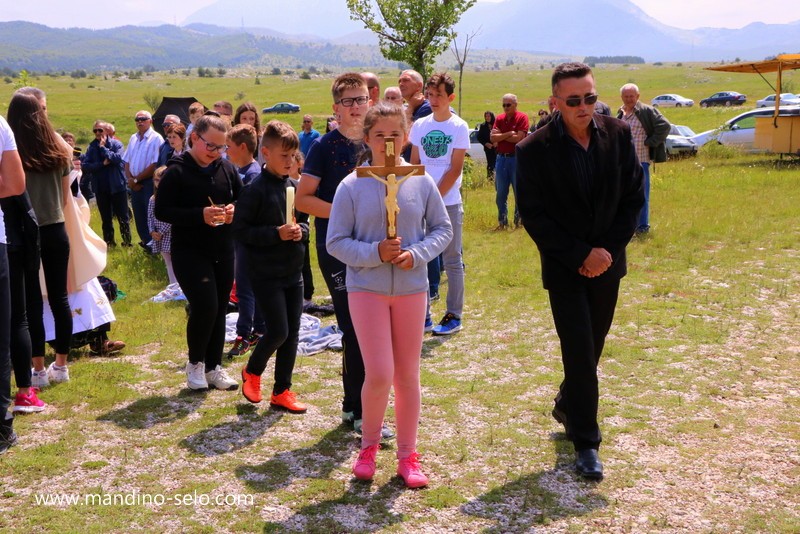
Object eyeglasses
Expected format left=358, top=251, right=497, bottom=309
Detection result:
left=93, top=129, right=105, bottom=133
left=502, top=103, right=514, bottom=108
left=134, top=117, right=150, bottom=122
left=336, top=96, right=369, bottom=107
left=196, top=132, right=227, bottom=153
left=554, top=94, right=599, bottom=107
left=302, top=120, right=312, bottom=123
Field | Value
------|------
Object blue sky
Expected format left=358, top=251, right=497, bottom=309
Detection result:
left=2, top=0, right=799, bottom=31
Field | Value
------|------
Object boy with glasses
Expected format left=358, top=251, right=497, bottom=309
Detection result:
left=490, top=94, right=528, bottom=230
left=296, top=73, right=394, bottom=440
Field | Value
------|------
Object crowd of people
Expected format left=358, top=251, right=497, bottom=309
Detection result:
left=0, top=63, right=662, bottom=483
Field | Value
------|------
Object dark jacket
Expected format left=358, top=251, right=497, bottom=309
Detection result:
left=616, top=102, right=671, bottom=163
left=231, top=169, right=309, bottom=280
left=82, top=137, right=127, bottom=194
left=0, top=192, right=40, bottom=271
left=516, top=114, right=644, bottom=291
left=154, top=152, right=242, bottom=259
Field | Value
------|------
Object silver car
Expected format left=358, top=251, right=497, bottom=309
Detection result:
left=756, top=93, right=800, bottom=108
left=666, top=124, right=698, bottom=157
left=691, top=107, right=800, bottom=152
left=651, top=94, right=695, bottom=108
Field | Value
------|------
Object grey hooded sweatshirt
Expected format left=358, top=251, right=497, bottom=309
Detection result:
left=326, top=166, right=452, bottom=296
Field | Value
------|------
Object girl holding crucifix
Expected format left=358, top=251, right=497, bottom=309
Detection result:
left=326, top=103, right=452, bottom=488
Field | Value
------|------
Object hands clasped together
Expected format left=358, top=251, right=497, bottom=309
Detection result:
left=579, top=247, right=612, bottom=278
left=278, top=223, right=304, bottom=242
left=378, top=237, right=414, bottom=270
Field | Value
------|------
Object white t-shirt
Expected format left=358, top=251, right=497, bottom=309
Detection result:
left=0, top=116, right=19, bottom=244
left=409, top=113, right=470, bottom=206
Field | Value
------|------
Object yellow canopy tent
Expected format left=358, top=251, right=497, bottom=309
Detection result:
left=707, top=54, right=800, bottom=154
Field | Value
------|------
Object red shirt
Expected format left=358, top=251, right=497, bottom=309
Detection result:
left=493, top=111, right=529, bottom=155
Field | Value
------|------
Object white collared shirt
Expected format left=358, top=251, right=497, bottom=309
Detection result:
left=124, top=127, right=163, bottom=175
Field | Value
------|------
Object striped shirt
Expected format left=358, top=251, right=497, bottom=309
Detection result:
left=620, top=110, right=649, bottom=164
left=124, top=128, right=163, bottom=176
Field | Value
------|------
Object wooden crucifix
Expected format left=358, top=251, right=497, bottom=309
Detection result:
left=356, top=137, right=425, bottom=239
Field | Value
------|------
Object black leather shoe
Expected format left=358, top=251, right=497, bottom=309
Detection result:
left=575, top=449, right=603, bottom=480
left=551, top=406, right=572, bottom=439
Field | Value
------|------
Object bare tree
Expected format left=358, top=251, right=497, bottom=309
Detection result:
left=450, top=28, right=479, bottom=116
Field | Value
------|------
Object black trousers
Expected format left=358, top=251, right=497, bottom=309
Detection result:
left=172, top=250, right=234, bottom=370
left=95, top=188, right=131, bottom=246
left=246, top=272, right=303, bottom=395
left=317, top=245, right=364, bottom=420
left=302, top=244, right=314, bottom=301
left=37, top=223, right=72, bottom=356
left=548, top=277, right=620, bottom=451
left=0, top=244, right=11, bottom=418
left=6, top=249, right=39, bottom=388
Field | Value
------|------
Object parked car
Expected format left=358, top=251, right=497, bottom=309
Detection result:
left=262, top=102, right=301, bottom=114
left=699, top=91, right=747, bottom=107
left=690, top=106, right=800, bottom=152
left=651, top=94, right=694, bottom=108
left=466, top=128, right=487, bottom=164
left=665, top=124, right=698, bottom=157
left=756, top=93, right=800, bottom=108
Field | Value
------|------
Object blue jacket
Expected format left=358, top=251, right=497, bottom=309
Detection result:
left=83, top=137, right=127, bottom=194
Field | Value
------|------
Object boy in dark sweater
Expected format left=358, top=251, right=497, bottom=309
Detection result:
left=232, top=121, right=309, bottom=412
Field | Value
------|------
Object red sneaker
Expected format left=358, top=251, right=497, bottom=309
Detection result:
left=241, top=366, right=262, bottom=403
left=397, top=452, right=429, bottom=488
left=353, top=444, right=379, bottom=481
left=13, top=389, right=46, bottom=414
left=269, top=389, right=307, bottom=413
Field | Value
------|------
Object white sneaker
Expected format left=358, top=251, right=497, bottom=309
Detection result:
left=185, top=362, right=208, bottom=390
left=46, top=363, right=69, bottom=383
left=205, top=365, right=238, bottom=391
left=31, top=368, right=50, bottom=388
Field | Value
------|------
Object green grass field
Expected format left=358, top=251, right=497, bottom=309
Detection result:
left=0, top=64, right=798, bottom=533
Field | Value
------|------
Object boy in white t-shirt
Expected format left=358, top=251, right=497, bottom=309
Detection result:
left=409, top=73, right=469, bottom=335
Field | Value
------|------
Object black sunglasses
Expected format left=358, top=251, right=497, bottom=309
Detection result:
left=134, top=117, right=150, bottom=122
left=93, top=129, right=104, bottom=133
left=555, top=94, right=599, bottom=108
left=502, top=103, right=513, bottom=108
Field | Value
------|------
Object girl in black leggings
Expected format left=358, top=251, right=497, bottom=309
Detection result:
left=8, top=89, right=73, bottom=385
left=155, top=114, right=242, bottom=391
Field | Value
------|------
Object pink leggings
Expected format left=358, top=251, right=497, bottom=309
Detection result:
left=349, top=291, right=427, bottom=459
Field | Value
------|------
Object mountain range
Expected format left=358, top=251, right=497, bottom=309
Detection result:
left=0, top=0, right=798, bottom=72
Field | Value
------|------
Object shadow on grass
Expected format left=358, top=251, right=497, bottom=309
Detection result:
left=97, top=388, right=208, bottom=429
left=235, top=425, right=357, bottom=493
left=179, top=403, right=283, bottom=456
left=460, top=435, right=607, bottom=532
left=262, top=478, right=407, bottom=533
left=421, top=336, right=448, bottom=359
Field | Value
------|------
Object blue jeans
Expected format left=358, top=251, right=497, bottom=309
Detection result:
left=131, top=180, right=154, bottom=245
left=427, top=255, right=440, bottom=297
left=638, top=162, right=650, bottom=231
left=494, top=154, right=519, bottom=225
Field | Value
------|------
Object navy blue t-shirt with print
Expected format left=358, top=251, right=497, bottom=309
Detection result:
left=301, top=128, right=363, bottom=246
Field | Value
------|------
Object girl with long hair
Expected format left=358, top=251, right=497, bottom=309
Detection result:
left=8, top=90, right=74, bottom=385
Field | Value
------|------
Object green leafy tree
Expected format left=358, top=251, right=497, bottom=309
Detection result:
left=346, top=0, right=476, bottom=79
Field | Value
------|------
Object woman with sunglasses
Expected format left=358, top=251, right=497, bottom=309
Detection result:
left=155, top=114, right=243, bottom=392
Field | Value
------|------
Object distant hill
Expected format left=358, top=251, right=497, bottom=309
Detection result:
left=0, top=21, right=561, bottom=73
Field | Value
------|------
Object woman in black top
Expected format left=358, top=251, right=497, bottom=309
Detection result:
left=476, top=111, right=496, bottom=181
left=155, top=114, right=242, bottom=392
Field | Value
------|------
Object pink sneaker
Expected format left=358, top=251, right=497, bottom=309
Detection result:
left=353, top=444, right=380, bottom=481
left=13, top=389, right=46, bottom=414
left=397, top=452, right=429, bottom=488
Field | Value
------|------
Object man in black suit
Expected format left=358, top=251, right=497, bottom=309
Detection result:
left=517, top=62, right=644, bottom=480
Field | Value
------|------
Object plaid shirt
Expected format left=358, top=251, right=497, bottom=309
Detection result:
left=620, top=110, right=649, bottom=164
left=147, top=195, right=171, bottom=254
